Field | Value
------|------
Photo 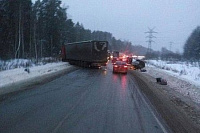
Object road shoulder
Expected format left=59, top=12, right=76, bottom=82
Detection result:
left=130, top=70, right=200, bottom=133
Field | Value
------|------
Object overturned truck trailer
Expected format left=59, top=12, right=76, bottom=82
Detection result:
left=61, top=40, right=108, bottom=67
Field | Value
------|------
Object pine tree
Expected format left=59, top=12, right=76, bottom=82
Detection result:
left=184, top=26, right=200, bottom=60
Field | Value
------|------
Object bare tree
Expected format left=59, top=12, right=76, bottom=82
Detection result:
left=15, top=2, right=22, bottom=59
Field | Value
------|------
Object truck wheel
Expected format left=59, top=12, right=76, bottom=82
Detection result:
left=81, top=61, right=83, bottom=67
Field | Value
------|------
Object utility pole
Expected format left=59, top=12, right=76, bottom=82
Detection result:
left=145, top=27, right=157, bottom=54
left=169, top=42, right=173, bottom=52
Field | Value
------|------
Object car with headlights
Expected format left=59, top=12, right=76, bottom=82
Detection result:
left=113, top=61, right=128, bottom=74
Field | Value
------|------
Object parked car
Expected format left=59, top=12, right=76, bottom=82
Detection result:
left=113, top=61, right=128, bottom=74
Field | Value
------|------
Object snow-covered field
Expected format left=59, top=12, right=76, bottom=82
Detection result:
left=146, top=60, right=200, bottom=104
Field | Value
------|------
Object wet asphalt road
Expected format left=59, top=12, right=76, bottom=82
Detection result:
left=0, top=64, right=169, bottom=133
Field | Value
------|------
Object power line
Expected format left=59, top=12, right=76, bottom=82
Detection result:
left=145, top=27, right=157, bottom=54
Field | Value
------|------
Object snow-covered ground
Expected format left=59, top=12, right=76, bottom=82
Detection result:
left=0, top=58, right=60, bottom=71
left=146, top=60, right=200, bottom=104
left=0, top=62, right=70, bottom=89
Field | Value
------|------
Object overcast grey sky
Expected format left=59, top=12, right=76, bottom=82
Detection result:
left=33, top=0, right=200, bottom=52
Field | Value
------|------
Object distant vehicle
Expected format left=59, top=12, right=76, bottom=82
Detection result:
left=107, top=51, right=111, bottom=60
left=112, top=51, right=119, bottom=58
left=61, top=40, right=108, bottom=67
left=119, top=54, right=127, bottom=62
left=112, top=57, right=118, bottom=64
left=126, top=56, right=132, bottom=65
left=111, top=51, right=120, bottom=64
left=113, top=61, right=128, bottom=74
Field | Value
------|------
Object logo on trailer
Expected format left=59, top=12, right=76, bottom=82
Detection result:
left=94, top=42, right=107, bottom=52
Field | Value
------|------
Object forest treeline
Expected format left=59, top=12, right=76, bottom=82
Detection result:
left=0, top=0, right=134, bottom=60
left=0, top=0, right=199, bottom=61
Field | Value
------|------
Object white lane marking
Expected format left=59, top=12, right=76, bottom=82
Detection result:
left=135, top=86, right=169, bottom=133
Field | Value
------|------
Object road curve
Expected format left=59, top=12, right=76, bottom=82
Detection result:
left=0, top=64, right=170, bottom=133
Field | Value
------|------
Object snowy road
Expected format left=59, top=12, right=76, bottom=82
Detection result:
left=0, top=64, right=169, bottom=133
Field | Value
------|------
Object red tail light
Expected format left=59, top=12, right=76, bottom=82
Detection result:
left=114, top=65, right=118, bottom=67
left=124, top=65, right=127, bottom=68
left=61, top=45, right=66, bottom=61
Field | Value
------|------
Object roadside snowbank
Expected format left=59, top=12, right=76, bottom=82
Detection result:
left=146, top=60, right=200, bottom=104
left=0, top=62, right=70, bottom=89
left=147, top=60, right=200, bottom=86
left=0, top=58, right=60, bottom=71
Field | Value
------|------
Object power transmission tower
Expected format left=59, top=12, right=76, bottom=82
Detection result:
left=145, top=27, right=157, bottom=54
left=169, top=42, right=173, bottom=52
